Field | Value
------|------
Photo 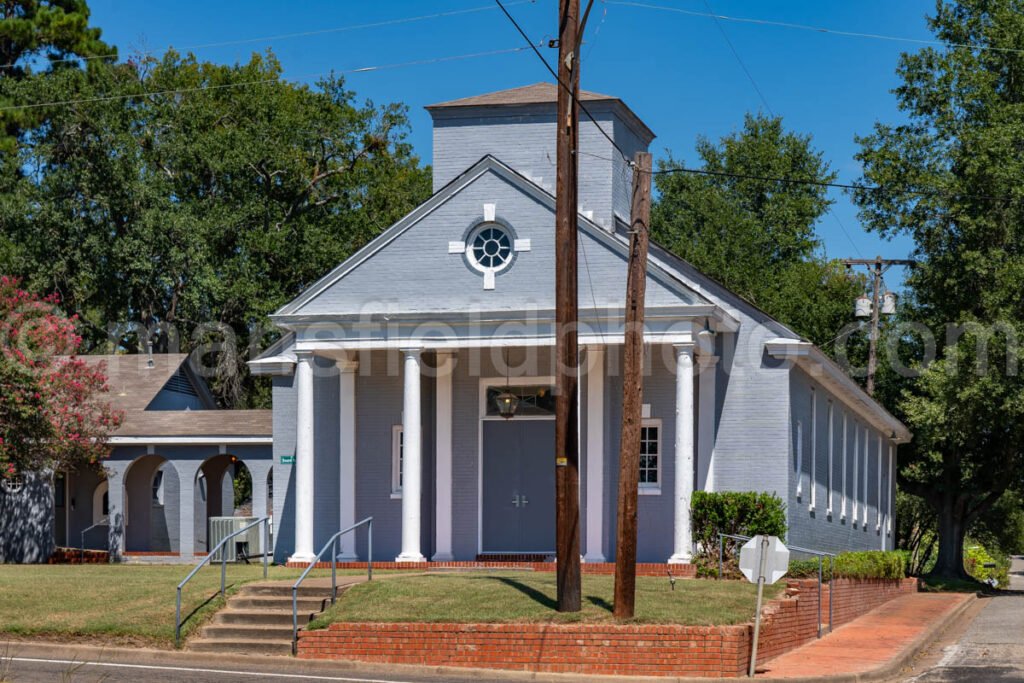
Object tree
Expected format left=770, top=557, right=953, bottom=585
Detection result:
left=0, top=0, right=113, bottom=155
left=652, top=114, right=861, bottom=347
left=853, top=0, right=1024, bottom=579
left=0, top=50, right=431, bottom=406
left=0, top=275, right=120, bottom=478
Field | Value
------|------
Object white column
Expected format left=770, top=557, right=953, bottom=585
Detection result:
left=337, top=357, right=358, bottom=560
left=432, top=352, right=455, bottom=561
left=397, top=347, right=426, bottom=562
left=669, top=342, right=696, bottom=564
left=697, top=354, right=718, bottom=492
left=289, top=352, right=316, bottom=564
left=584, top=345, right=606, bottom=562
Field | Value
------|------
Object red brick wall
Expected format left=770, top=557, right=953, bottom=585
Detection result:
left=297, top=577, right=917, bottom=678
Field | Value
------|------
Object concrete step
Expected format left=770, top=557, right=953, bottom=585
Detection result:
left=200, top=624, right=295, bottom=641
left=187, top=638, right=293, bottom=656
left=229, top=596, right=327, bottom=612
left=237, top=583, right=335, bottom=599
left=214, top=609, right=313, bottom=627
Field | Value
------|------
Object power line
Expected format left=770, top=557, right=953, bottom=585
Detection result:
left=0, top=45, right=540, bottom=112
left=606, top=0, right=1024, bottom=56
left=0, top=1, right=537, bottom=72
left=494, top=0, right=634, bottom=165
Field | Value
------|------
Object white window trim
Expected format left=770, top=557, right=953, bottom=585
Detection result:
left=852, top=423, right=859, bottom=524
left=887, top=444, right=895, bottom=536
left=638, top=418, right=663, bottom=495
left=391, top=424, right=403, bottom=499
left=862, top=426, right=870, bottom=526
left=876, top=437, right=884, bottom=531
left=795, top=420, right=803, bottom=500
left=826, top=400, right=834, bottom=515
left=809, top=388, right=817, bottom=511
left=841, top=412, right=848, bottom=520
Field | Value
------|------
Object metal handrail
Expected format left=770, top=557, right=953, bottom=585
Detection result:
left=175, top=516, right=270, bottom=647
left=717, top=533, right=836, bottom=638
left=79, top=522, right=107, bottom=560
left=291, top=516, right=373, bottom=655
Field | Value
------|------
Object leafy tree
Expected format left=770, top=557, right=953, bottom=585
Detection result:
left=853, top=0, right=1024, bottom=580
left=0, top=275, right=121, bottom=477
left=0, top=51, right=431, bottom=406
left=0, top=0, right=113, bottom=155
left=652, top=113, right=861, bottom=347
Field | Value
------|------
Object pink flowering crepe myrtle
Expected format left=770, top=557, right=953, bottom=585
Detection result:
left=0, top=276, right=123, bottom=478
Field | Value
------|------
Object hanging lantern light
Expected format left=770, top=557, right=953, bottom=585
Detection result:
left=494, top=347, right=519, bottom=419
left=881, top=290, right=898, bottom=315
left=854, top=294, right=872, bottom=318
left=494, top=389, right=520, bottom=419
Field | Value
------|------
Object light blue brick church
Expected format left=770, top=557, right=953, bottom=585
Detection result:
left=252, top=83, right=910, bottom=565
left=1, top=84, right=910, bottom=565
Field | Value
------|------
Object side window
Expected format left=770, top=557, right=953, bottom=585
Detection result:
left=391, top=425, right=404, bottom=496
left=639, top=420, right=662, bottom=493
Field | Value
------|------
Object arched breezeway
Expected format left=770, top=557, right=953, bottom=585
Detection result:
left=121, top=455, right=181, bottom=553
left=193, top=454, right=254, bottom=553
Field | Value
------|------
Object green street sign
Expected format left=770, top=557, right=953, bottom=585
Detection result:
left=280, top=455, right=295, bottom=465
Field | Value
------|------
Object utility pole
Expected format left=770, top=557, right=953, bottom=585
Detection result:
left=554, top=0, right=582, bottom=613
left=613, top=151, right=652, bottom=619
left=841, top=256, right=914, bottom=396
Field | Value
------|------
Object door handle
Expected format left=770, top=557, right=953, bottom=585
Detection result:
left=520, top=495, right=529, bottom=507
left=512, top=494, right=521, bottom=508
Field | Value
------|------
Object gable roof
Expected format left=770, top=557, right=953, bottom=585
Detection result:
left=272, top=154, right=712, bottom=319
left=79, top=354, right=271, bottom=439
left=426, top=82, right=616, bottom=108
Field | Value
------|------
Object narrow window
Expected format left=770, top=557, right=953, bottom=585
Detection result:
left=639, top=420, right=662, bottom=493
left=852, top=424, right=859, bottom=523
left=826, top=401, right=834, bottom=514
left=152, top=470, right=164, bottom=505
left=877, top=437, right=883, bottom=531
left=862, top=427, right=870, bottom=526
left=887, top=444, right=895, bottom=535
left=391, top=425, right=404, bottom=496
left=795, top=420, right=803, bottom=499
left=841, top=412, right=848, bottom=519
left=809, top=389, right=817, bottom=511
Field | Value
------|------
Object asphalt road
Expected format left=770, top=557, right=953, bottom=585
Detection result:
left=905, top=556, right=1024, bottom=683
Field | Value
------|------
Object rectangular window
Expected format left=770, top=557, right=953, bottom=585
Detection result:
left=391, top=425, right=404, bottom=496
left=54, top=472, right=66, bottom=508
left=862, top=427, right=870, bottom=526
left=826, top=401, right=834, bottom=515
left=152, top=470, right=164, bottom=505
left=639, top=420, right=662, bottom=493
left=887, top=444, right=895, bottom=535
left=795, top=420, right=803, bottom=499
left=852, top=423, right=859, bottom=523
left=877, top=437, right=884, bottom=531
left=809, top=388, right=817, bottom=511
left=841, top=412, right=848, bottom=519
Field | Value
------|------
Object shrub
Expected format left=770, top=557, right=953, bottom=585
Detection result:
left=964, top=542, right=1010, bottom=588
left=691, top=491, right=787, bottom=577
left=832, top=551, right=906, bottom=580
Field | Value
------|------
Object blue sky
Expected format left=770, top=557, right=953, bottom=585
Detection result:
left=89, top=0, right=938, bottom=289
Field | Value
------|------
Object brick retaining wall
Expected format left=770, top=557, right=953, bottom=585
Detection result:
left=297, top=576, right=918, bottom=677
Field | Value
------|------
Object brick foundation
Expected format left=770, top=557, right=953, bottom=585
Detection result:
left=297, top=576, right=918, bottom=677
left=283, top=560, right=697, bottom=578
left=48, top=547, right=110, bottom=564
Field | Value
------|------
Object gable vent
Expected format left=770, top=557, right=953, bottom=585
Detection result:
left=164, top=368, right=198, bottom=396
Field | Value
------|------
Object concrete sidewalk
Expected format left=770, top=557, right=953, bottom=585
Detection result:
left=756, top=592, right=973, bottom=681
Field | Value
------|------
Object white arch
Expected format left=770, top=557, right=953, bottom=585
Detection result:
left=92, top=480, right=109, bottom=524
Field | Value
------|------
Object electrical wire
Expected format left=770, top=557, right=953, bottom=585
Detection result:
left=495, top=0, right=634, bottom=166
left=0, top=1, right=537, bottom=72
left=0, top=45, right=540, bottom=112
left=606, top=0, right=1024, bottom=56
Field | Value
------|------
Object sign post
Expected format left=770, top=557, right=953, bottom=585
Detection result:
left=739, top=535, right=790, bottom=677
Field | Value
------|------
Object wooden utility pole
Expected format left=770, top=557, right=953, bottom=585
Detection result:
left=554, top=0, right=582, bottom=613
left=841, top=257, right=914, bottom=396
left=613, top=151, right=652, bottom=619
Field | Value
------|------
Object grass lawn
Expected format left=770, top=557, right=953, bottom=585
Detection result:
left=309, top=572, right=783, bottom=628
left=0, top=564, right=352, bottom=647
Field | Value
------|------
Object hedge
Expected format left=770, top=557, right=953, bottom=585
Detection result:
left=769, top=551, right=907, bottom=582
left=690, top=491, right=787, bottom=578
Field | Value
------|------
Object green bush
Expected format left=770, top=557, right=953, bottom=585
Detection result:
left=787, top=558, right=832, bottom=580
left=832, top=551, right=906, bottom=580
left=964, top=542, right=1010, bottom=588
left=691, top=491, right=787, bottom=578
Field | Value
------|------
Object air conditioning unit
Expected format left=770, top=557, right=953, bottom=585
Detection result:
left=209, top=516, right=261, bottom=562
